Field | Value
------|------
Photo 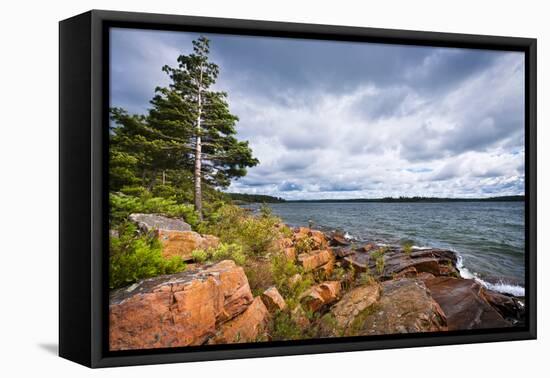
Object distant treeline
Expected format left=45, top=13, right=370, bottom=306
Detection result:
left=226, top=194, right=525, bottom=204
left=226, top=193, right=286, bottom=203
left=287, top=195, right=525, bottom=203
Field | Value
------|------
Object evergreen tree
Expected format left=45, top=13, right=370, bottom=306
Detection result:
left=149, top=36, right=258, bottom=218
left=109, top=108, right=186, bottom=193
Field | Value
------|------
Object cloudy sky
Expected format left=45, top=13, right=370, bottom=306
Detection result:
left=110, top=28, right=525, bottom=200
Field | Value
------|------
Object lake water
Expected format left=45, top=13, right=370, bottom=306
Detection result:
left=253, top=201, right=526, bottom=296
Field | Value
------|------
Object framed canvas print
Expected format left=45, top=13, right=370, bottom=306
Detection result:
left=59, top=10, right=537, bottom=368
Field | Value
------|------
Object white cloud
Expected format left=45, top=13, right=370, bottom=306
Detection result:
left=109, top=28, right=525, bottom=199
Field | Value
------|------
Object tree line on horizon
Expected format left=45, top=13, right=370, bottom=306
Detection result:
left=224, top=194, right=525, bottom=204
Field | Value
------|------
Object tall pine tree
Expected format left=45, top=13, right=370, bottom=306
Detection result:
left=145, top=36, right=258, bottom=218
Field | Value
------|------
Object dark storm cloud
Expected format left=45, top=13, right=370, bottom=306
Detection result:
left=110, top=28, right=525, bottom=199
left=111, top=28, right=500, bottom=113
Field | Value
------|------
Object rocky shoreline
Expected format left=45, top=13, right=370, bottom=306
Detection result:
left=109, top=215, right=525, bottom=351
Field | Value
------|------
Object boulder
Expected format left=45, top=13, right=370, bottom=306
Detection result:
left=261, top=287, right=287, bottom=313
left=329, top=232, right=350, bottom=246
left=208, top=297, right=270, bottom=344
left=330, top=283, right=381, bottom=331
left=348, top=279, right=447, bottom=336
left=344, top=247, right=458, bottom=279
left=283, top=247, right=296, bottom=261
left=394, top=266, right=418, bottom=279
left=300, top=281, right=341, bottom=312
left=297, top=249, right=334, bottom=272
left=317, top=258, right=335, bottom=276
left=109, top=260, right=253, bottom=351
left=309, top=230, right=328, bottom=248
left=357, top=243, right=376, bottom=253
left=423, top=277, right=512, bottom=330
left=384, top=256, right=441, bottom=277
left=293, top=227, right=311, bottom=242
left=274, top=237, right=293, bottom=250
left=293, top=227, right=328, bottom=249
left=332, top=246, right=355, bottom=258
left=416, top=272, right=436, bottom=280
left=157, top=230, right=219, bottom=261
left=480, top=288, right=525, bottom=325
left=129, top=213, right=191, bottom=232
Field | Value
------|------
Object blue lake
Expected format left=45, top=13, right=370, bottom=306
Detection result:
left=252, top=201, right=525, bottom=296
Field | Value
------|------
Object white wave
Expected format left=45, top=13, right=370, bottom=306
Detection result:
left=412, top=245, right=431, bottom=250
left=344, top=232, right=353, bottom=240
left=456, top=255, right=476, bottom=279
left=483, top=281, right=525, bottom=297
left=455, top=254, right=525, bottom=296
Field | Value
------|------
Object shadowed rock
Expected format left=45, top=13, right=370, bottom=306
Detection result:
left=480, top=289, right=525, bottom=325
left=328, top=232, right=351, bottom=247
left=344, top=247, right=459, bottom=279
left=423, top=277, right=512, bottom=330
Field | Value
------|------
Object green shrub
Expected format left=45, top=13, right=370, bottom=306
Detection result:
left=280, top=224, right=293, bottom=238
left=401, top=240, right=414, bottom=255
left=109, top=222, right=186, bottom=289
left=151, top=184, right=177, bottom=198
left=119, top=185, right=148, bottom=197
left=270, top=253, right=313, bottom=305
left=205, top=204, right=282, bottom=257
left=191, top=249, right=208, bottom=263
left=370, top=247, right=387, bottom=275
left=358, top=271, right=376, bottom=285
left=295, top=236, right=314, bottom=255
left=244, top=258, right=275, bottom=296
left=109, top=192, right=199, bottom=228
left=270, top=311, right=303, bottom=341
left=210, top=243, right=246, bottom=265
left=191, top=243, right=246, bottom=266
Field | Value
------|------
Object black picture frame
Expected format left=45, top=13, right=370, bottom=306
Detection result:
left=59, top=9, right=537, bottom=368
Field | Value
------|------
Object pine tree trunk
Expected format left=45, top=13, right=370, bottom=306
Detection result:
left=193, top=65, right=204, bottom=220
left=194, top=134, right=202, bottom=218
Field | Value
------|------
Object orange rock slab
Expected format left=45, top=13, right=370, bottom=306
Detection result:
left=157, top=230, right=219, bottom=261
left=109, top=260, right=252, bottom=351
left=208, top=297, right=270, bottom=344
left=300, top=281, right=341, bottom=312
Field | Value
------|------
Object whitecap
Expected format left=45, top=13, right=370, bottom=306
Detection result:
left=455, top=254, right=525, bottom=296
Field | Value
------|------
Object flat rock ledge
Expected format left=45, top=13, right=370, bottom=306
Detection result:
left=129, top=213, right=191, bottom=232
left=109, top=260, right=268, bottom=351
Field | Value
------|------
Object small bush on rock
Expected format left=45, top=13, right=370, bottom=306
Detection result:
left=109, top=222, right=186, bottom=289
left=295, top=236, right=315, bottom=255
left=270, top=311, right=303, bottom=341
left=110, top=192, right=199, bottom=228
left=191, top=249, right=209, bottom=263
left=401, top=240, right=414, bottom=255
left=205, top=204, right=283, bottom=257
left=191, top=243, right=246, bottom=266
